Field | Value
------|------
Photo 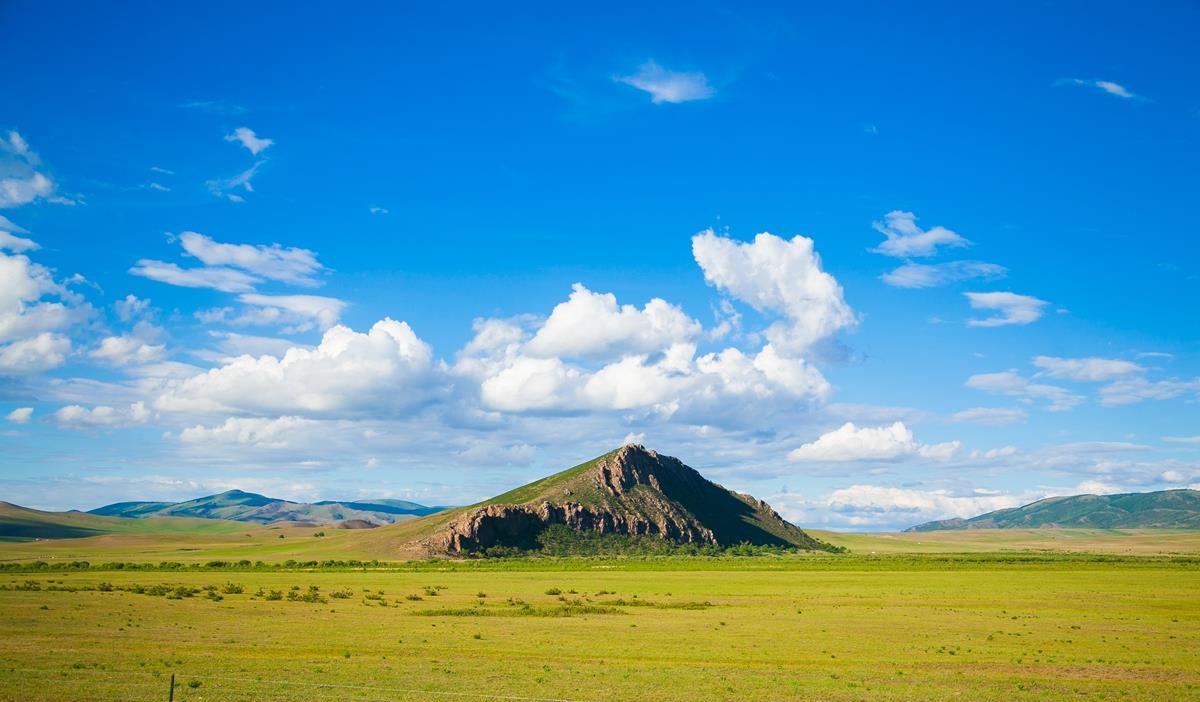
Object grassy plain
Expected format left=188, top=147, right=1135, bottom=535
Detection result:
left=0, top=554, right=1197, bottom=702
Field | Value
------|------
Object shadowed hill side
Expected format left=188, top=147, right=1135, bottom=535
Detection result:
left=907, top=489, right=1200, bottom=531
left=404, top=445, right=833, bottom=555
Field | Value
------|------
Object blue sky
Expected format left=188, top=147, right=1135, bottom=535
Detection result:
left=1, top=1, right=1198, bottom=529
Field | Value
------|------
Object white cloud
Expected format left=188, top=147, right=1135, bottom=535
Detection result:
left=950, top=406, right=1028, bottom=425
left=881, top=260, right=1005, bottom=288
left=767, top=484, right=1029, bottom=529
left=89, top=334, right=166, bottom=366
left=1032, top=355, right=1144, bottom=382
left=1058, top=78, right=1142, bottom=100
left=179, top=232, right=324, bottom=286
left=147, top=182, right=170, bottom=192
left=155, top=319, right=437, bottom=416
left=369, top=207, right=389, bottom=215
left=179, top=416, right=317, bottom=448
left=6, top=406, right=32, bottom=424
left=114, top=294, right=151, bottom=322
left=0, top=215, right=39, bottom=252
left=1098, top=376, right=1200, bottom=406
left=0, top=247, right=91, bottom=371
left=208, top=293, right=347, bottom=333
left=224, top=127, right=274, bottom=155
left=969, top=445, right=1019, bottom=460
left=871, top=211, right=969, bottom=258
left=1163, top=436, right=1200, bottom=445
left=0, top=131, right=57, bottom=208
left=54, top=401, right=150, bottom=429
left=129, top=259, right=259, bottom=292
left=692, top=229, right=855, bottom=352
left=964, top=291, right=1048, bottom=327
left=966, top=370, right=1084, bottom=411
left=524, top=283, right=701, bottom=359
left=788, top=421, right=960, bottom=462
left=615, top=61, right=714, bottom=104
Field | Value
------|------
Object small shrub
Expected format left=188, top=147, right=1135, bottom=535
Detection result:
left=545, top=587, right=562, bottom=596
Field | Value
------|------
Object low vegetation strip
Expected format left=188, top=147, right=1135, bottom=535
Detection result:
left=414, top=603, right=625, bottom=617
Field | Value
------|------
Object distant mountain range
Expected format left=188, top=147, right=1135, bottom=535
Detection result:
left=907, top=489, right=1200, bottom=531
left=88, top=490, right=445, bottom=526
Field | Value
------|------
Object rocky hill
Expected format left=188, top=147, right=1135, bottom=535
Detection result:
left=89, top=490, right=443, bottom=526
left=907, top=489, right=1200, bottom=531
left=414, top=445, right=833, bottom=554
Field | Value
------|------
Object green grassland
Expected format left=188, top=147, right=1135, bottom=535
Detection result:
left=3, top=503, right=1199, bottom=701
left=1, top=558, right=1197, bottom=701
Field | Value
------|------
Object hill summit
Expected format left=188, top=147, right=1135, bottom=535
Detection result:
left=906, top=488, right=1200, bottom=531
left=420, top=445, right=831, bottom=554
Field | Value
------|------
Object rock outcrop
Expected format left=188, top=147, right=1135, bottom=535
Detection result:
left=424, top=444, right=826, bottom=554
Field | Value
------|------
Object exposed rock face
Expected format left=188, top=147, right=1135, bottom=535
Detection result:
left=425, top=444, right=817, bottom=554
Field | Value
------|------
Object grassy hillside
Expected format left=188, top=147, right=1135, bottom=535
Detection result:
left=0, top=502, right=250, bottom=541
left=909, top=489, right=1200, bottom=531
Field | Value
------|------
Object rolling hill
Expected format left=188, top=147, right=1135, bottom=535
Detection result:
left=907, top=489, right=1200, bottom=531
left=89, top=490, right=444, bottom=526
left=393, top=444, right=835, bottom=555
left=0, top=501, right=250, bottom=541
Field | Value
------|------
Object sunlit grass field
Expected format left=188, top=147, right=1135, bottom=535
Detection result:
left=1, top=554, right=1197, bottom=701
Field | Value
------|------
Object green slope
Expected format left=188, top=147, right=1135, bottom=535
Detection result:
left=0, top=502, right=249, bottom=541
left=907, top=489, right=1200, bottom=531
left=405, top=445, right=833, bottom=552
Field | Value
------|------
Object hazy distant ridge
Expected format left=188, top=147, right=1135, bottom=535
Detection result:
left=907, top=489, right=1200, bottom=532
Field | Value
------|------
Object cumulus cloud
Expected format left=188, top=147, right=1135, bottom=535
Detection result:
left=89, top=333, right=166, bottom=366
left=6, top=406, right=32, bottom=424
left=1057, top=78, right=1142, bottom=100
left=615, top=61, right=714, bottom=104
left=692, top=229, right=855, bottom=352
left=0, top=247, right=91, bottom=373
left=871, top=211, right=969, bottom=258
left=114, top=294, right=151, bottom=322
left=54, top=401, right=150, bottom=429
left=966, top=370, right=1083, bottom=411
left=950, top=406, right=1028, bottom=425
left=155, top=319, right=437, bottom=416
left=1032, top=355, right=1144, bottom=382
left=0, top=131, right=57, bottom=208
left=224, top=127, right=274, bottom=155
left=964, top=291, right=1048, bottom=327
left=881, top=260, right=1006, bottom=288
left=524, top=283, right=701, bottom=359
left=788, top=421, right=960, bottom=462
left=179, top=416, right=317, bottom=448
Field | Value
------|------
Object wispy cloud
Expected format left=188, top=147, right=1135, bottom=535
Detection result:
left=207, top=161, right=264, bottom=202
left=1056, top=78, right=1145, bottom=101
left=871, top=211, right=970, bottom=258
left=0, top=131, right=57, bottom=208
left=882, top=261, right=1006, bottom=288
left=615, top=61, right=714, bottom=104
left=181, top=99, right=248, bottom=115
left=964, top=291, right=1048, bottom=327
